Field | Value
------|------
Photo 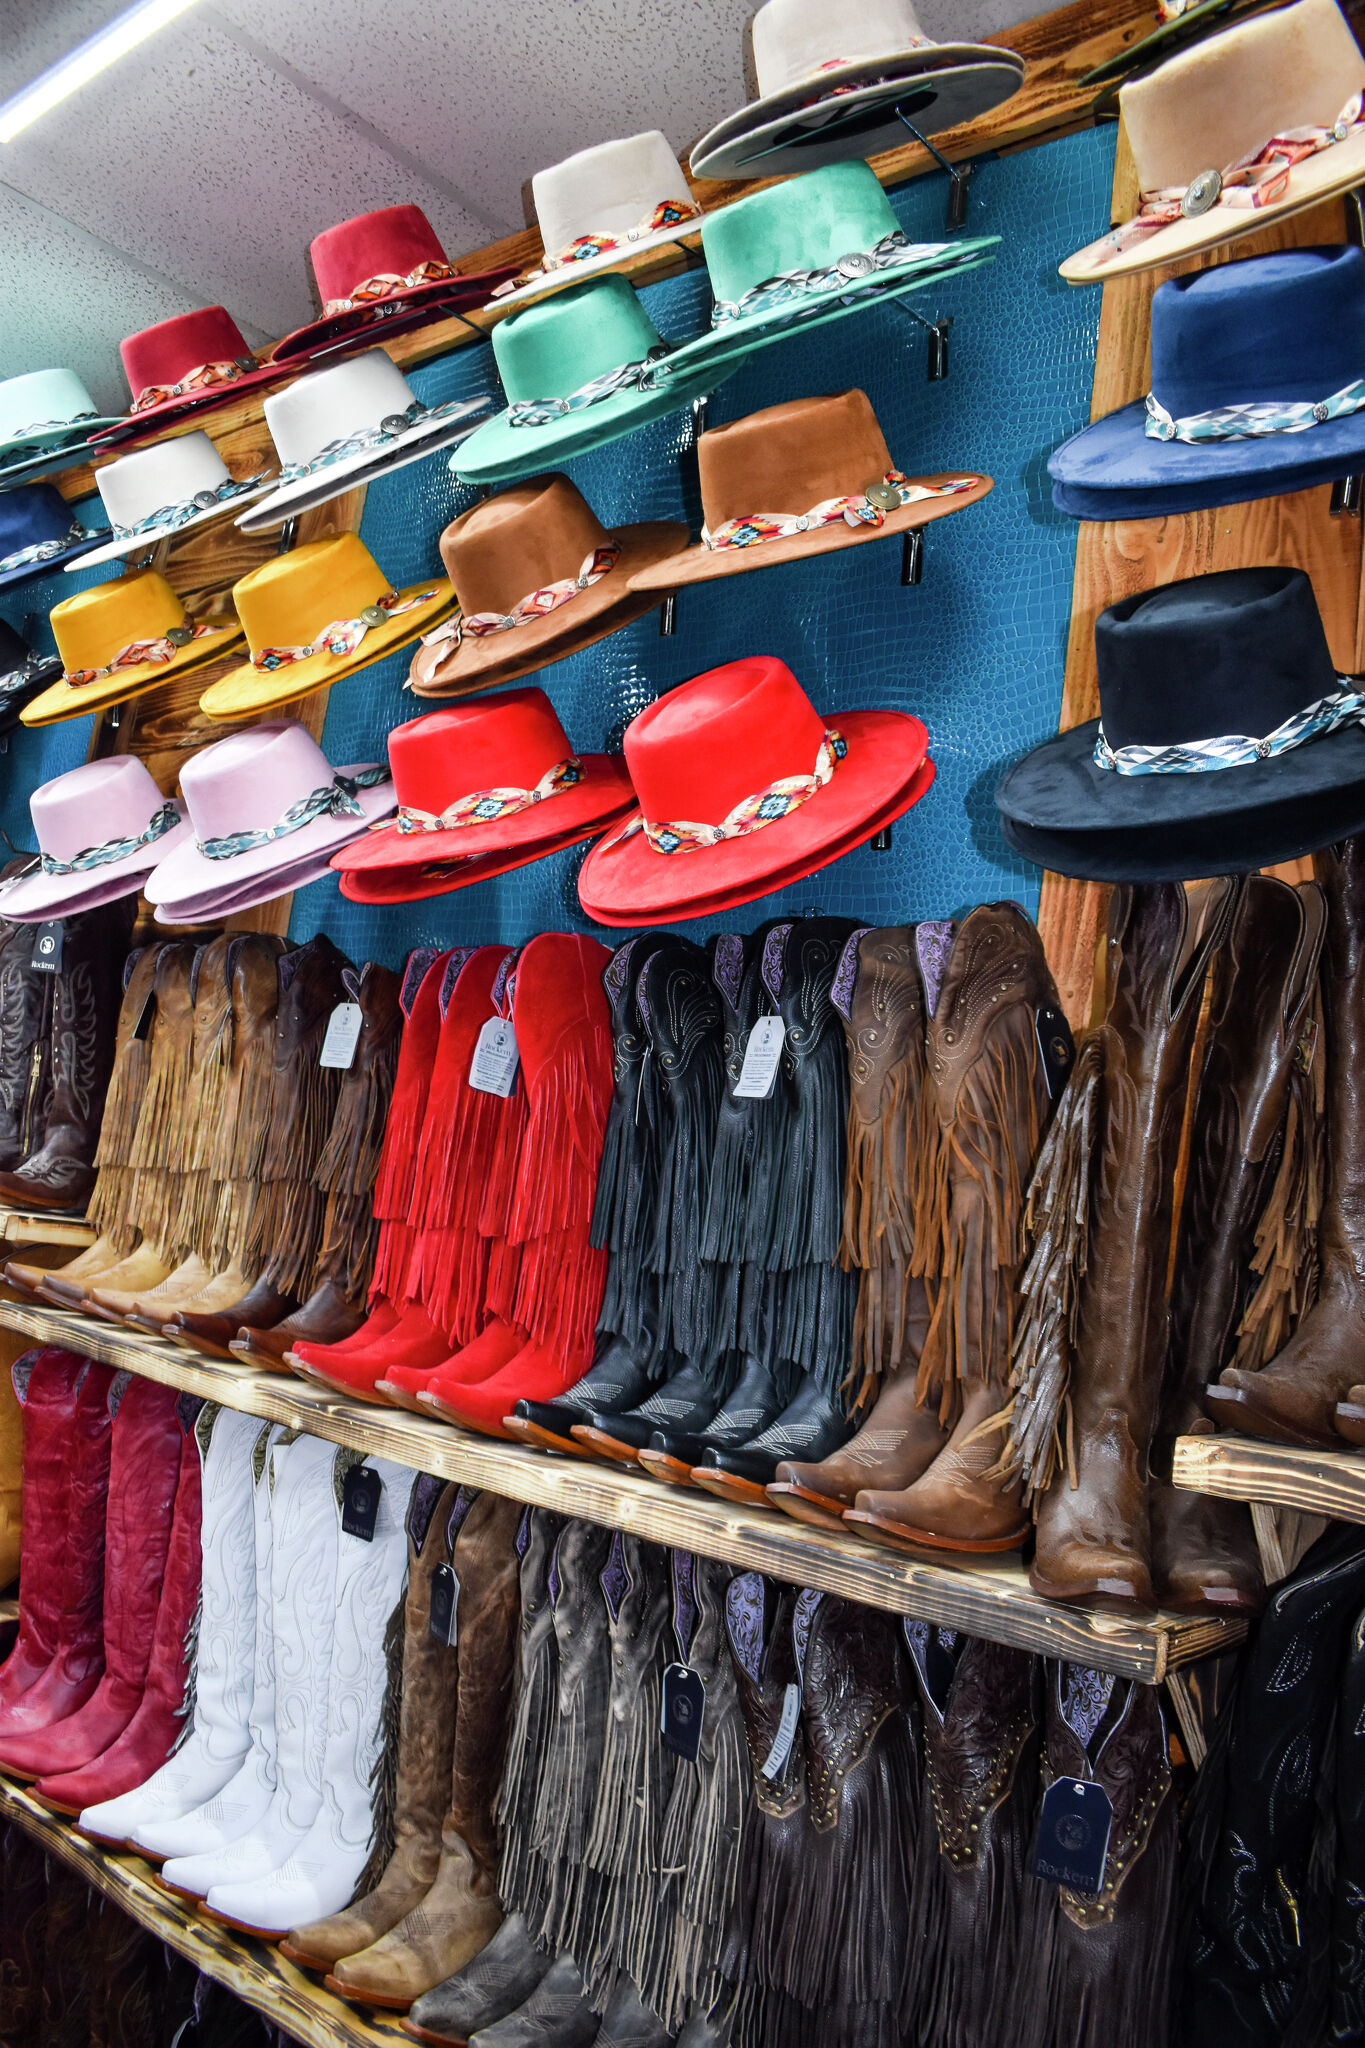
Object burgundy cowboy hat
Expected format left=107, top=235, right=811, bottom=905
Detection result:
left=92, top=307, right=298, bottom=444
left=331, top=687, right=635, bottom=898
left=269, top=205, right=518, bottom=363
left=576, top=654, right=931, bottom=924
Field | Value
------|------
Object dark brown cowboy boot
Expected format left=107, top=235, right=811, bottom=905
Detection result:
left=1030, top=879, right=1238, bottom=1609
left=0, top=901, right=133, bottom=1213
left=1214, top=837, right=1365, bottom=1446
left=0, top=904, right=52, bottom=1175
left=1153, top=876, right=1324, bottom=1613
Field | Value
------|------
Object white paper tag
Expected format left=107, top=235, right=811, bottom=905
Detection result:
left=734, top=1016, right=786, bottom=1099
left=319, top=1002, right=363, bottom=1069
left=469, top=1016, right=520, bottom=1096
left=760, top=1681, right=802, bottom=1779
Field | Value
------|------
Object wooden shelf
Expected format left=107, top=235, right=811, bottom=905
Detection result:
left=0, top=1298, right=1241, bottom=1680
left=1174, top=1430, right=1365, bottom=1527
left=0, top=1776, right=406, bottom=2048
left=0, top=1209, right=95, bottom=1248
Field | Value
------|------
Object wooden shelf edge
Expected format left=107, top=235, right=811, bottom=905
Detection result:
left=0, top=1298, right=1240, bottom=1680
left=1174, top=1431, right=1365, bottom=1526
left=0, top=1210, right=96, bottom=1248
left=0, top=1777, right=408, bottom=2048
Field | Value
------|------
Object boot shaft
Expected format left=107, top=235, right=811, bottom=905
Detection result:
left=101, top=1375, right=185, bottom=1690
left=0, top=915, right=53, bottom=1168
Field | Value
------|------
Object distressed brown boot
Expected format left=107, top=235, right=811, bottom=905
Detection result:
left=1213, top=837, right=1365, bottom=1446
left=1153, top=876, right=1323, bottom=1613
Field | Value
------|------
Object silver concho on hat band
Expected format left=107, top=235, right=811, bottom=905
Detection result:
left=1181, top=167, right=1224, bottom=218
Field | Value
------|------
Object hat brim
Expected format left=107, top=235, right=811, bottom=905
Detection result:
left=451, top=362, right=741, bottom=487
left=1060, top=131, right=1365, bottom=283
left=72, top=480, right=279, bottom=570
left=577, top=707, right=928, bottom=922
left=333, top=752, right=635, bottom=875
left=89, top=362, right=300, bottom=446
left=0, top=805, right=193, bottom=922
left=198, top=582, right=457, bottom=721
left=235, top=402, right=492, bottom=532
left=0, top=419, right=122, bottom=461
left=20, top=626, right=245, bottom=727
left=999, top=778, right=1365, bottom=882
left=486, top=223, right=707, bottom=317
left=0, top=436, right=118, bottom=487
left=336, top=802, right=637, bottom=903
left=0, top=530, right=111, bottom=594
left=151, top=844, right=345, bottom=923
left=690, top=51, right=1025, bottom=180
left=266, top=271, right=519, bottom=364
left=409, top=521, right=687, bottom=693
left=1047, top=398, right=1365, bottom=520
left=628, top=476, right=991, bottom=590
left=0, top=659, right=63, bottom=735
left=144, top=761, right=395, bottom=906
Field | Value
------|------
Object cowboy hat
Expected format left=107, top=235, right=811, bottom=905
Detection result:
left=0, top=621, right=62, bottom=735
left=198, top=532, right=456, bottom=721
left=409, top=474, right=685, bottom=693
left=577, top=654, right=931, bottom=922
left=0, top=485, right=108, bottom=593
left=1060, top=0, right=1365, bottom=283
left=690, top=0, right=1024, bottom=180
left=91, top=306, right=296, bottom=444
left=629, top=390, right=990, bottom=589
left=235, top=350, right=489, bottom=532
left=0, top=756, right=191, bottom=922
left=75, top=431, right=274, bottom=570
left=0, top=369, right=119, bottom=467
left=995, top=566, right=1365, bottom=880
left=151, top=843, right=346, bottom=923
left=21, top=570, right=243, bottom=728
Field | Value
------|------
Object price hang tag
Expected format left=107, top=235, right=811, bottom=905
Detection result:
left=319, top=1002, right=363, bottom=1069
left=734, top=1016, right=786, bottom=1099
left=759, top=1681, right=801, bottom=1780
left=30, top=922, right=63, bottom=974
left=660, top=1662, right=707, bottom=1762
left=470, top=1017, right=520, bottom=1096
left=429, top=1563, right=460, bottom=1646
left=342, top=1464, right=382, bottom=1542
left=1031, top=1778, right=1114, bottom=1896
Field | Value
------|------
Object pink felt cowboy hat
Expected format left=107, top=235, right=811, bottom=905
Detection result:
left=0, top=756, right=191, bottom=922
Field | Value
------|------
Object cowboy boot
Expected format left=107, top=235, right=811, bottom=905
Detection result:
left=0, top=1360, right=116, bottom=1741
left=1026, top=880, right=1237, bottom=1607
left=280, top=1477, right=462, bottom=1975
left=402, top=1914, right=557, bottom=2048
left=1154, top=876, right=1323, bottom=1613
left=0, top=901, right=135, bottom=1211
left=44, top=1397, right=205, bottom=1817
left=79, top=1407, right=262, bottom=1850
left=0, top=1351, right=85, bottom=1713
left=637, top=1352, right=785, bottom=1488
left=0, top=1374, right=183, bottom=1780
left=326, top=1490, right=523, bottom=2008
left=506, top=1335, right=663, bottom=1458
left=693, top=1376, right=855, bottom=1506
left=589, top=935, right=672, bottom=1372
left=1331, top=1603, right=1365, bottom=2042
left=495, top=1508, right=565, bottom=1935
left=466, top=1955, right=599, bottom=2048
left=0, top=1818, right=47, bottom=2048
left=1214, top=838, right=1365, bottom=1444
left=0, top=910, right=52, bottom=1175
left=586, top=1978, right=670, bottom=2048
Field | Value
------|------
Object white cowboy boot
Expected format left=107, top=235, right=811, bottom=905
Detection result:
left=206, top=1455, right=414, bottom=1933
left=79, top=1406, right=264, bottom=1848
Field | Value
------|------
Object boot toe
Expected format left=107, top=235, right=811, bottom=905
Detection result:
left=1207, top=1372, right=1343, bottom=1448
left=1030, top=1536, right=1155, bottom=1610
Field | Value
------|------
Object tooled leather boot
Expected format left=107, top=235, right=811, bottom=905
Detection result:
left=1028, top=880, right=1237, bottom=1608
left=0, top=901, right=133, bottom=1212
left=0, top=907, right=52, bottom=1176
left=1154, top=876, right=1324, bottom=1614
left=1214, top=838, right=1365, bottom=1446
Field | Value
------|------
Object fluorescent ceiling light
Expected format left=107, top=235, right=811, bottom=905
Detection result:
left=0, top=0, right=202, bottom=143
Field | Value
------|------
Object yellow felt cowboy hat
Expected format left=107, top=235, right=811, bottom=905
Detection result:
left=199, top=531, right=456, bottom=720
left=21, top=569, right=243, bottom=727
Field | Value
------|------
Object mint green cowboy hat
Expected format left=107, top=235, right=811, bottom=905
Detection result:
left=450, top=272, right=741, bottom=487
left=656, top=160, right=999, bottom=386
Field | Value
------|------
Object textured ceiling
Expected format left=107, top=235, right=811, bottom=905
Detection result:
left=0, top=0, right=1039, bottom=408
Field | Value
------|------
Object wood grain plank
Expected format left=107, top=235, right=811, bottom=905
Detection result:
left=0, top=1209, right=95, bottom=1247
left=1174, top=1431, right=1365, bottom=1525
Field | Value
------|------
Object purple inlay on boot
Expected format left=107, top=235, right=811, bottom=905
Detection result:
left=916, top=919, right=956, bottom=1017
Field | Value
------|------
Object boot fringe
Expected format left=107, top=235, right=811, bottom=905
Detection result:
left=1230, top=1017, right=1326, bottom=1375
left=314, top=1032, right=399, bottom=1202
left=354, top=1587, right=406, bottom=1901
left=770, top=1042, right=849, bottom=1276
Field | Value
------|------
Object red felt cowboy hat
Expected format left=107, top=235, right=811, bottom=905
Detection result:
left=92, top=306, right=298, bottom=444
left=576, top=655, right=931, bottom=923
left=269, top=205, right=518, bottom=363
left=329, top=687, right=635, bottom=897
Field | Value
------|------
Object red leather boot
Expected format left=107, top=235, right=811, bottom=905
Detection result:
left=0, top=1350, right=85, bottom=1714
left=0, top=1357, right=116, bottom=1739
left=0, top=1374, right=182, bottom=1778
left=421, top=1337, right=594, bottom=1438
left=399, top=1319, right=528, bottom=1413
left=40, top=1397, right=204, bottom=1816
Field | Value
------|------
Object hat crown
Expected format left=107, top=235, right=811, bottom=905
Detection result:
left=118, top=307, right=255, bottom=402
left=389, top=688, right=575, bottom=812
left=441, top=474, right=612, bottom=615
left=94, top=429, right=232, bottom=531
left=1149, top=245, right=1365, bottom=416
left=532, top=131, right=695, bottom=253
left=308, top=205, right=449, bottom=303
left=0, top=368, right=100, bottom=441
left=29, top=756, right=168, bottom=867
left=625, top=657, right=830, bottom=827
left=491, top=274, right=666, bottom=400
left=698, top=390, right=894, bottom=526
left=1095, top=567, right=1339, bottom=753
left=263, top=348, right=420, bottom=466
left=232, top=532, right=391, bottom=656
left=1120, top=0, right=1365, bottom=192
left=179, top=719, right=339, bottom=844
left=50, top=569, right=187, bottom=675
left=752, top=0, right=930, bottom=94
left=699, top=161, right=901, bottom=304
left=0, top=484, right=80, bottom=560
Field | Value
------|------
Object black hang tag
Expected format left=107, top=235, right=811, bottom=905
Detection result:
left=1035, top=1005, right=1075, bottom=1102
left=30, top=922, right=63, bottom=974
left=429, top=1563, right=460, bottom=1646
left=1032, top=1777, right=1114, bottom=1895
left=342, top=1464, right=381, bottom=1542
left=660, top=1662, right=707, bottom=1763
left=131, top=986, right=157, bottom=1040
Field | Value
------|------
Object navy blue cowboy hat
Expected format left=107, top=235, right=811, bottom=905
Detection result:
left=995, top=566, right=1365, bottom=881
left=0, top=619, right=61, bottom=737
left=1049, top=247, right=1365, bottom=521
left=0, top=483, right=107, bottom=594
